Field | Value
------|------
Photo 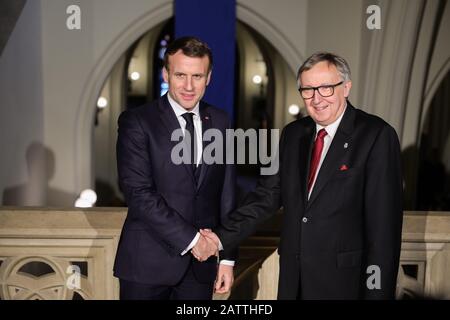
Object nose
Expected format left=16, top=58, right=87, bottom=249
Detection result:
left=312, top=89, right=322, bottom=105
left=184, top=76, right=193, bottom=91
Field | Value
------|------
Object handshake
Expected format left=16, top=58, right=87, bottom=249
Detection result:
left=191, top=229, right=221, bottom=262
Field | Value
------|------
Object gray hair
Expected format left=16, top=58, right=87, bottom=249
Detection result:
left=297, top=52, right=351, bottom=87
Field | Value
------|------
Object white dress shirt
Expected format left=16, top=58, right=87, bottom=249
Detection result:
left=308, top=104, right=347, bottom=200
left=167, top=94, right=202, bottom=166
left=167, top=94, right=234, bottom=266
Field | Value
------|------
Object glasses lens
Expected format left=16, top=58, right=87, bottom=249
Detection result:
left=318, top=86, right=333, bottom=97
left=301, top=88, right=314, bottom=99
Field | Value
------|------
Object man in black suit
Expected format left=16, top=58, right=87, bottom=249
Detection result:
left=201, top=52, right=403, bottom=299
left=114, top=37, right=236, bottom=300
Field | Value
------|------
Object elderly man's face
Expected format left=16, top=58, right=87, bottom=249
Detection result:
left=163, top=50, right=211, bottom=110
left=299, top=61, right=351, bottom=126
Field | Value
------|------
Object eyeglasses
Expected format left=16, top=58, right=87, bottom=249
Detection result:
left=298, top=81, right=344, bottom=99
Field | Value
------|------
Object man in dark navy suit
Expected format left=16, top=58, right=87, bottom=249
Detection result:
left=202, top=52, right=403, bottom=299
left=114, top=37, right=236, bottom=300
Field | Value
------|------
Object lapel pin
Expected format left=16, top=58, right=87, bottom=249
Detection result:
left=340, top=164, right=348, bottom=171
left=344, top=142, right=348, bottom=149
left=204, top=116, right=209, bottom=120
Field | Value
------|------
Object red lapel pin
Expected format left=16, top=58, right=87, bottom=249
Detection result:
left=340, top=164, right=348, bottom=171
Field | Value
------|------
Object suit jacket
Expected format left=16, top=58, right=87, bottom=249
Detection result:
left=113, top=95, right=236, bottom=286
left=217, top=103, right=403, bottom=299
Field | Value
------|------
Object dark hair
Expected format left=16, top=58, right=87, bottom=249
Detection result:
left=163, top=36, right=213, bottom=72
left=297, top=52, right=351, bottom=87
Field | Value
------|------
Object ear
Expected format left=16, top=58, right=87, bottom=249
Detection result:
left=162, top=67, right=169, bottom=83
left=343, top=80, right=352, bottom=98
left=206, top=70, right=212, bottom=86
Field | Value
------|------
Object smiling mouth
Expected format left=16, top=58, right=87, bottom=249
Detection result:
left=313, top=105, right=328, bottom=111
left=181, top=94, right=195, bottom=100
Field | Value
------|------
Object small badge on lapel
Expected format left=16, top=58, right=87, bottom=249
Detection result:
left=344, top=142, right=348, bottom=149
left=204, top=116, right=209, bottom=120
left=340, top=164, right=348, bottom=171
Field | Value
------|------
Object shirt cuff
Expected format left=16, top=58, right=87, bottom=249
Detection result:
left=181, top=232, right=200, bottom=256
left=219, top=260, right=235, bottom=266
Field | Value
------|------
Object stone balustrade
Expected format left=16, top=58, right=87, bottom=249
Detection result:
left=0, top=208, right=449, bottom=299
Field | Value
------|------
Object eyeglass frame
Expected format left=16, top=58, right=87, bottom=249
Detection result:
left=298, top=81, right=344, bottom=99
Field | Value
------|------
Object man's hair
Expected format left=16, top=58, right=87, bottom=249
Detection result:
left=163, top=36, right=213, bottom=72
left=297, top=52, right=351, bottom=87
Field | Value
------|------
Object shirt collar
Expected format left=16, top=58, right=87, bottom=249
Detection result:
left=315, top=103, right=347, bottom=139
left=167, top=93, right=200, bottom=119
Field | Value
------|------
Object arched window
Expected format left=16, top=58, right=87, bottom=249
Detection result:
left=93, top=19, right=298, bottom=206
left=152, top=18, right=174, bottom=99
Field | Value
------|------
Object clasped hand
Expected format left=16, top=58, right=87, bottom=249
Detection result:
left=191, top=229, right=221, bottom=262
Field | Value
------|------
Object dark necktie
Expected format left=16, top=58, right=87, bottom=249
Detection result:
left=181, top=112, right=197, bottom=172
left=307, top=128, right=327, bottom=193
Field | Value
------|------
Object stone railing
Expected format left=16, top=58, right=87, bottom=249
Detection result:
left=397, top=211, right=450, bottom=299
left=0, top=208, right=449, bottom=299
left=0, top=207, right=125, bottom=300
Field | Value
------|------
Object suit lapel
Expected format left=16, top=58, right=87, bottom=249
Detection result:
left=299, top=122, right=316, bottom=207
left=196, top=103, right=212, bottom=190
left=158, top=95, right=196, bottom=185
left=307, top=104, right=355, bottom=208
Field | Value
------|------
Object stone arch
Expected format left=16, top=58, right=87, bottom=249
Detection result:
left=75, top=3, right=306, bottom=191
left=74, top=3, right=173, bottom=191
left=236, top=3, right=305, bottom=74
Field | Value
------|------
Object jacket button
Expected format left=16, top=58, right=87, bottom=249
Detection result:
left=302, top=217, right=308, bottom=223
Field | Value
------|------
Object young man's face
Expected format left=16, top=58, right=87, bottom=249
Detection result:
left=163, top=50, right=211, bottom=110
left=299, top=61, right=352, bottom=126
